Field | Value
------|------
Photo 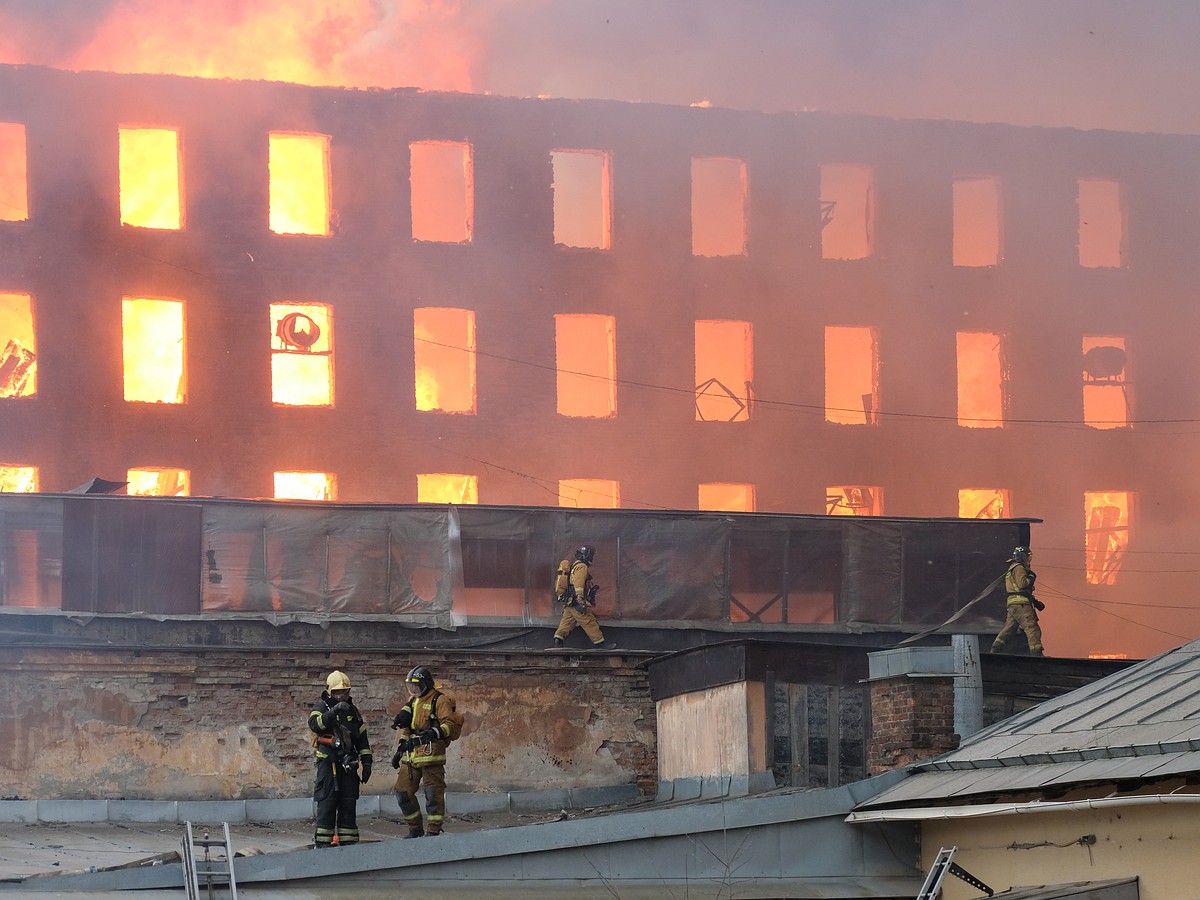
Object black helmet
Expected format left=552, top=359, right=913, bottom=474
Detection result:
left=405, top=666, right=434, bottom=696
left=575, top=545, right=595, bottom=564
left=1010, top=546, right=1031, bottom=564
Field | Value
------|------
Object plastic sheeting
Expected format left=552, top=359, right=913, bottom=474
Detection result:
left=0, top=494, right=1031, bottom=633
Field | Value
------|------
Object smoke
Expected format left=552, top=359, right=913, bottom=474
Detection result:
left=1, top=0, right=1199, bottom=133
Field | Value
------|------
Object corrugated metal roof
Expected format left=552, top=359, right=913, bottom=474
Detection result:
left=859, top=637, right=1200, bottom=809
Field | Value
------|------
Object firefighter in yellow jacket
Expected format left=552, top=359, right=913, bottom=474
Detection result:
left=991, top=546, right=1046, bottom=657
left=308, top=670, right=372, bottom=848
left=390, top=666, right=459, bottom=837
left=552, top=545, right=614, bottom=649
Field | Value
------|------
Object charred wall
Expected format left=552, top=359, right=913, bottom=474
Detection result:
left=0, top=642, right=656, bottom=801
left=2, top=65, right=1200, bottom=657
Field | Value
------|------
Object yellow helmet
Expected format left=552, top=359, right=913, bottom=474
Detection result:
left=326, top=670, right=351, bottom=692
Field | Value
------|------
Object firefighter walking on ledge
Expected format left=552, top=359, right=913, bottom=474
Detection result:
left=391, top=666, right=462, bottom=837
left=308, top=670, right=372, bottom=848
left=552, top=545, right=615, bottom=649
left=991, top=546, right=1046, bottom=657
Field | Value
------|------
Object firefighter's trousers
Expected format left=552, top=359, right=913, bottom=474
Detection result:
left=395, top=762, right=447, bottom=835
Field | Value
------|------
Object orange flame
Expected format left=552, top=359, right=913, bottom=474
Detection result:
left=0, top=122, right=28, bottom=221
left=269, top=133, right=330, bottom=236
left=0, top=2, right=480, bottom=93
left=122, top=297, right=186, bottom=403
left=119, top=127, right=182, bottom=229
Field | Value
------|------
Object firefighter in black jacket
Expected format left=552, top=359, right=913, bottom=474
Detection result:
left=308, top=670, right=372, bottom=847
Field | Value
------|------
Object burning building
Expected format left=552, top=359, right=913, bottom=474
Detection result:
left=0, top=63, right=1198, bottom=658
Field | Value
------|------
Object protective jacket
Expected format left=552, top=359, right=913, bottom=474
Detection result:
left=568, top=560, right=593, bottom=607
left=309, top=692, right=372, bottom=772
left=1005, top=562, right=1036, bottom=605
left=394, top=688, right=457, bottom=767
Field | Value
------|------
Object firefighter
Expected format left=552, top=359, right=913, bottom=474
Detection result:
left=308, top=670, right=372, bottom=848
left=390, top=666, right=460, bottom=837
left=552, top=545, right=615, bottom=649
left=991, top=546, right=1046, bottom=657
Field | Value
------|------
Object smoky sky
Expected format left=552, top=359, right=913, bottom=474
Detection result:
left=1, top=0, right=1199, bottom=134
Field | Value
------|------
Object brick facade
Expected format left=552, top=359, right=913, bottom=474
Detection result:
left=866, top=675, right=959, bottom=775
left=0, top=646, right=656, bottom=801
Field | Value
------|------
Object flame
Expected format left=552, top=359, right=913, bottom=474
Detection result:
left=417, top=473, right=478, bottom=504
left=699, top=483, right=755, bottom=512
left=0, top=121, right=28, bottom=221
left=122, top=297, right=186, bottom=403
left=269, top=133, right=330, bottom=236
left=0, top=466, right=37, bottom=493
left=959, top=488, right=1009, bottom=518
left=1087, top=652, right=1130, bottom=660
left=555, top=314, right=616, bottom=418
left=127, top=468, right=190, bottom=496
left=275, top=471, right=336, bottom=501
left=0, top=292, right=36, bottom=397
left=1085, top=491, right=1130, bottom=585
left=119, top=127, right=182, bottom=229
left=559, top=478, right=620, bottom=509
left=1083, top=336, right=1128, bottom=429
left=952, top=176, right=1001, bottom=266
left=414, top=308, right=476, bottom=413
left=695, top=320, right=752, bottom=423
left=825, top=326, right=878, bottom=425
left=0, top=2, right=480, bottom=93
left=827, top=486, right=880, bottom=516
left=271, top=303, right=333, bottom=406
left=957, top=331, right=1004, bottom=427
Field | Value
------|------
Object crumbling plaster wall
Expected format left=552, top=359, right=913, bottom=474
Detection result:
left=0, top=646, right=656, bottom=801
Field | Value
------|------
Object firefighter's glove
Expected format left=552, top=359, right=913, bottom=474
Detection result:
left=1032, top=599, right=1046, bottom=612
left=390, top=713, right=405, bottom=730
left=417, top=727, right=441, bottom=744
left=331, top=701, right=352, bottom=718
left=391, top=749, right=403, bottom=769
left=360, top=760, right=372, bottom=783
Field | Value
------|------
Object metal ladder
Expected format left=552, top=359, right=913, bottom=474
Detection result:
left=181, top=822, right=239, bottom=900
left=916, top=846, right=993, bottom=899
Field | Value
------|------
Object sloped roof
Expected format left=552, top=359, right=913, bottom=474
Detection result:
left=859, top=637, right=1200, bottom=809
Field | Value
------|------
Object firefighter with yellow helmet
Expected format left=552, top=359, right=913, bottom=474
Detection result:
left=308, top=670, right=372, bottom=847
left=990, top=546, right=1046, bottom=657
left=390, top=666, right=462, bottom=837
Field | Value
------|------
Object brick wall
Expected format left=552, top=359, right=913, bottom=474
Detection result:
left=0, top=647, right=656, bottom=801
left=866, top=675, right=959, bottom=774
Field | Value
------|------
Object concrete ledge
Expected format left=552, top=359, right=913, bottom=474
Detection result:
left=0, top=785, right=643, bottom=824
left=38, top=799, right=108, bottom=823
left=0, top=800, right=37, bottom=823
left=107, top=800, right=178, bottom=823
left=657, top=772, right=775, bottom=802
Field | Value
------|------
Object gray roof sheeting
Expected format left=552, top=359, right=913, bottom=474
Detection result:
left=859, top=638, right=1200, bottom=809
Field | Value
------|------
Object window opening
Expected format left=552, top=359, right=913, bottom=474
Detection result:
left=417, top=473, right=478, bottom=504
left=414, top=308, right=476, bottom=413
left=952, top=176, right=1001, bottom=266
left=559, top=478, right=620, bottom=508
left=695, top=320, right=752, bottom=422
left=119, top=127, right=182, bottom=230
left=274, top=472, right=337, bottom=501
left=271, top=302, right=333, bottom=406
left=552, top=149, right=611, bottom=249
left=410, top=140, right=473, bottom=243
left=820, top=163, right=874, bottom=260
left=0, top=466, right=37, bottom=492
left=1085, top=490, right=1130, bottom=585
left=268, top=132, right=330, bottom=236
left=691, top=156, right=747, bottom=257
left=127, top=468, right=191, bottom=497
left=699, top=483, right=756, bottom=512
left=0, top=291, right=35, bottom=397
left=825, top=325, right=878, bottom=425
left=556, top=313, right=616, bottom=418
left=826, top=486, right=881, bottom=516
left=957, top=331, right=1005, bottom=428
left=959, top=488, right=1009, bottom=519
left=0, top=122, right=28, bottom=221
left=1083, top=336, right=1129, bottom=429
left=122, top=297, right=186, bottom=404
left=1079, top=178, right=1125, bottom=268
